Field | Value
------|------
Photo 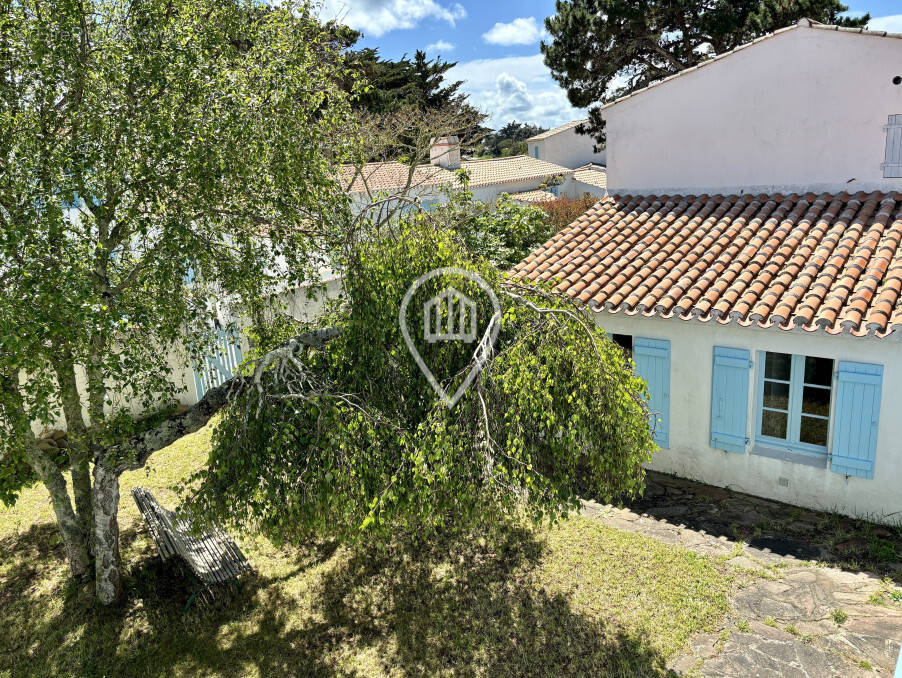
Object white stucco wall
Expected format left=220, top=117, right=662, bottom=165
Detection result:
left=349, top=186, right=449, bottom=217
left=604, top=24, right=902, bottom=195
left=571, top=178, right=608, bottom=199
left=472, top=174, right=579, bottom=203
left=280, top=276, right=343, bottom=323
left=594, top=311, right=902, bottom=522
left=528, top=128, right=606, bottom=169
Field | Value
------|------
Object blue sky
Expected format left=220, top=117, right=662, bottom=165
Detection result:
left=318, top=1, right=902, bottom=130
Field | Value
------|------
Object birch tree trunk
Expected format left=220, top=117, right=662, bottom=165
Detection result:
left=92, top=462, right=121, bottom=605
left=52, top=357, right=94, bottom=544
left=23, top=444, right=91, bottom=580
left=1, top=371, right=91, bottom=579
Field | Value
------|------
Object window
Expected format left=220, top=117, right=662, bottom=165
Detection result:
left=549, top=185, right=560, bottom=196
left=533, top=145, right=539, bottom=159
left=757, top=352, right=833, bottom=452
left=883, top=114, right=902, bottom=178
left=611, top=333, right=633, bottom=358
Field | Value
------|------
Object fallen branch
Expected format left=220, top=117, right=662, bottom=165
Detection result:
left=107, top=327, right=342, bottom=475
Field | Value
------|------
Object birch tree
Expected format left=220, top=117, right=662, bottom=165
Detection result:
left=0, top=0, right=355, bottom=604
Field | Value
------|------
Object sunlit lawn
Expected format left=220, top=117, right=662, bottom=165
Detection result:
left=0, top=424, right=732, bottom=677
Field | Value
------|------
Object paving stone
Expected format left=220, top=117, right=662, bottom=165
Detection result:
left=696, top=631, right=872, bottom=677
left=582, top=471, right=902, bottom=677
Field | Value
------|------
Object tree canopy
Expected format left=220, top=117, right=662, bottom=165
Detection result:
left=0, top=0, right=356, bottom=603
left=348, top=47, right=466, bottom=114
left=541, top=0, right=869, bottom=146
left=1, top=0, right=659, bottom=607
left=476, top=121, right=548, bottom=158
left=184, top=213, right=655, bottom=543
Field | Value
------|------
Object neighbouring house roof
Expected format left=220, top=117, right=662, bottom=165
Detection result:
left=339, top=156, right=572, bottom=195
left=338, top=162, right=453, bottom=194
left=462, top=155, right=572, bottom=188
left=510, top=189, right=558, bottom=204
left=601, top=19, right=902, bottom=113
left=526, top=119, right=588, bottom=142
left=513, top=191, right=902, bottom=338
left=572, top=164, right=608, bottom=190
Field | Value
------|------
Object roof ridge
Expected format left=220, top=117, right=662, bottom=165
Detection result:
left=601, top=19, right=902, bottom=112
left=463, top=155, right=530, bottom=164
left=526, top=119, right=589, bottom=142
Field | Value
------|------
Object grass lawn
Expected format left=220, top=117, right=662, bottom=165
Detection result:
left=0, top=424, right=732, bottom=678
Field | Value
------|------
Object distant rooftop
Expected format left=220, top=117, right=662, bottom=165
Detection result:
left=339, top=155, right=572, bottom=195
left=509, top=188, right=558, bottom=204
left=526, top=119, right=588, bottom=142
left=572, top=164, right=607, bottom=190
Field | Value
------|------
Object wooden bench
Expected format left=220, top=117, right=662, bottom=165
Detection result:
left=132, top=487, right=253, bottom=610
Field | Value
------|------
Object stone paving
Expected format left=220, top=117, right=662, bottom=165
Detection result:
left=581, top=472, right=902, bottom=677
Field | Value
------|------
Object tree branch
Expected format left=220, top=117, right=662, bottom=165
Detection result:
left=107, top=327, right=342, bottom=475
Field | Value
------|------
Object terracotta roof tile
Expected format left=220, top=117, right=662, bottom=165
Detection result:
left=572, top=165, right=608, bottom=190
left=511, top=191, right=902, bottom=337
left=509, top=188, right=558, bottom=204
left=340, top=155, right=572, bottom=194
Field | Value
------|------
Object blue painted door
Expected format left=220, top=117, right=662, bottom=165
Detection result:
left=710, top=346, right=752, bottom=453
left=634, top=337, right=671, bottom=448
left=830, top=361, right=883, bottom=479
left=194, top=328, right=243, bottom=400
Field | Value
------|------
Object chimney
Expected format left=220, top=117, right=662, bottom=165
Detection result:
left=430, top=135, right=461, bottom=169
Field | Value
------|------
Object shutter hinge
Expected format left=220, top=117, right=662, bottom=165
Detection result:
left=748, top=360, right=753, bottom=368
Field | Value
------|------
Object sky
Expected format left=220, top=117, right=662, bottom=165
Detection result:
left=317, top=1, right=902, bottom=131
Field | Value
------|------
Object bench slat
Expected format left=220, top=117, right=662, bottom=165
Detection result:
left=131, top=487, right=253, bottom=585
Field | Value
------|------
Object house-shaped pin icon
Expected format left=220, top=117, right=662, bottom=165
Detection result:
left=424, top=286, right=478, bottom=343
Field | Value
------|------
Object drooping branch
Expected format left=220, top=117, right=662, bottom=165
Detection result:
left=107, top=327, right=342, bottom=475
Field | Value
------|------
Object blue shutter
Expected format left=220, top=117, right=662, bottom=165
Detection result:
left=710, top=346, right=751, bottom=453
left=193, top=328, right=243, bottom=400
left=634, top=338, right=670, bottom=448
left=533, top=145, right=539, bottom=159
left=830, top=361, right=883, bottom=479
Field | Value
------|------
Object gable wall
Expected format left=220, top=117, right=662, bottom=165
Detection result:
left=604, top=26, right=902, bottom=195
left=529, top=128, right=606, bottom=169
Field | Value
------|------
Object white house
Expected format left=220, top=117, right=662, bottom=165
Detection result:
left=514, top=20, right=902, bottom=521
left=526, top=120, right=607, bottom=169
left=340, top=136, right=607, bottom=214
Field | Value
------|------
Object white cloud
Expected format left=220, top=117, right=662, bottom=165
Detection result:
left=426, top=40, right=454, bottom=52
left=482, top=17, right=545, bottom=46
left=447, top=54, right=585, bottom=129
left=867, top=15, right=902, bottom=33
left=319, top=0, right=465, bottom=38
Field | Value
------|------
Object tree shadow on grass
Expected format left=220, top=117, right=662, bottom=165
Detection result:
left=0, top=519, right=676, bottom=678
left=313, top=520, right=675, bottom=678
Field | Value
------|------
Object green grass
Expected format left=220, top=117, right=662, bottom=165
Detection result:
left=1, top=423, right=731, bottom=677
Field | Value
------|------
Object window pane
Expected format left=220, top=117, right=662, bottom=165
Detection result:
left=800, top=416, right=829, bottom=447
left=761, top=410, right=788, bottom=439
left=612, top=334, right=632, bottom=352
left=804, top=356, right=833, bottom=386
left=765, top=352, right=791, bottom=380
left=802, top=386, right=830, bottom=416
left=763, top=381, right=790, bottom=410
